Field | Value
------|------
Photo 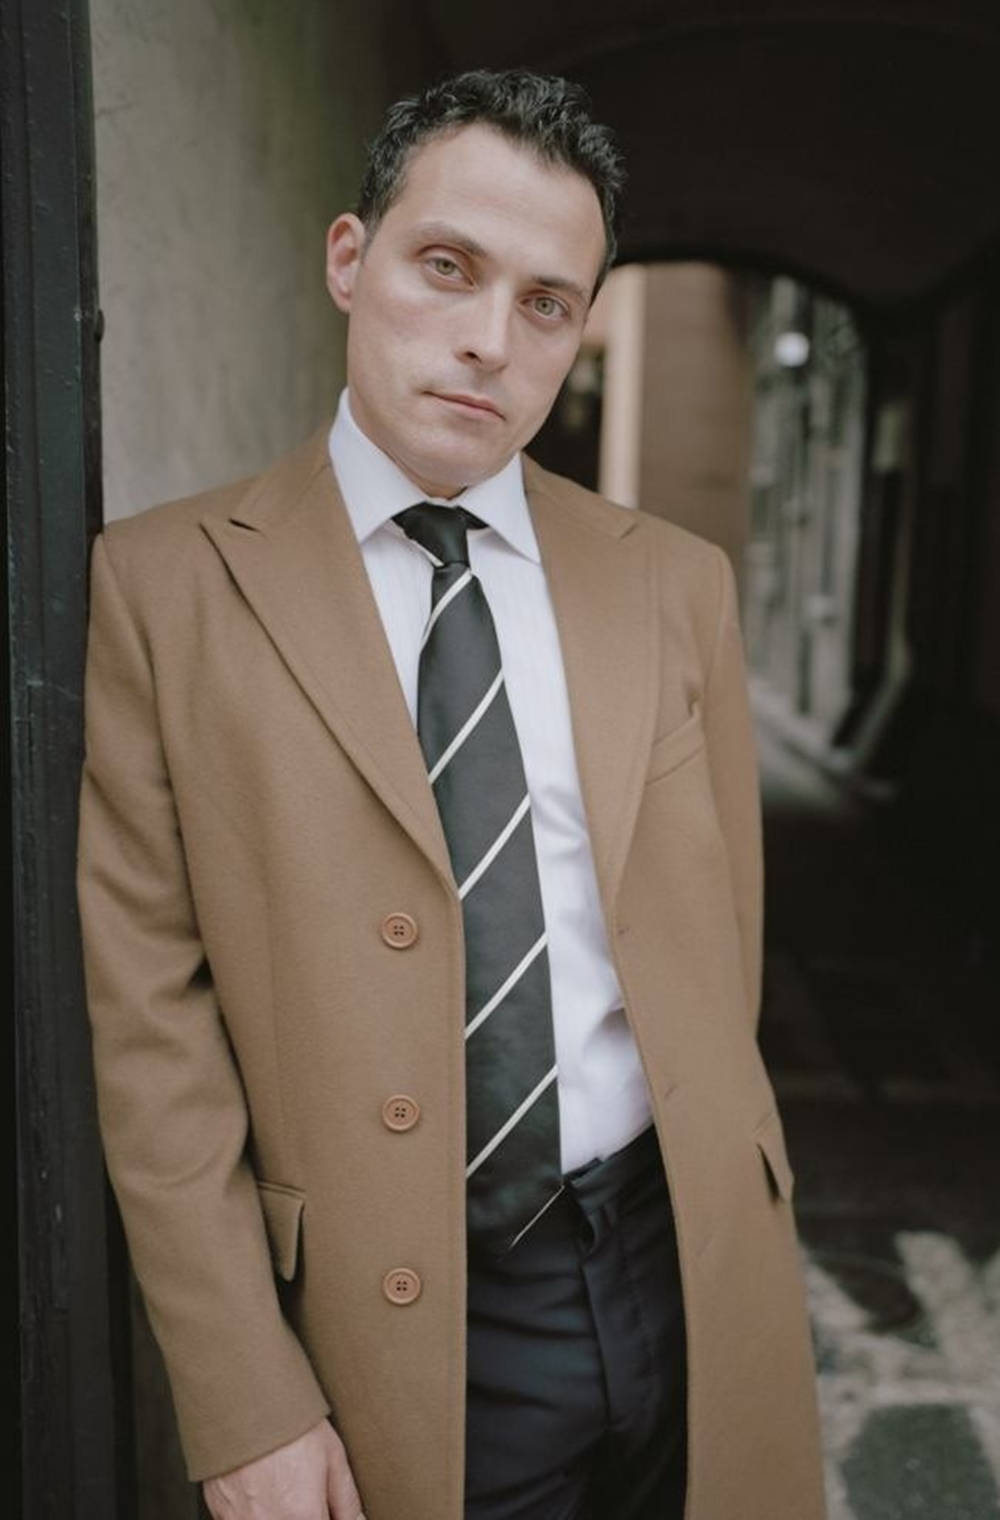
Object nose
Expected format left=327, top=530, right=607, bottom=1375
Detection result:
left=457, top=287, right=513, bottom=373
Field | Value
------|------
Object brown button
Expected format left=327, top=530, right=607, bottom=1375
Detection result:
left=380, top=912, right=418, bottom=949
left=382, top=1094, right=421, bottom=1132
left=382, top=1267, right=422, bottom=1305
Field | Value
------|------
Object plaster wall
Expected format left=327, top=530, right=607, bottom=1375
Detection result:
left=637, top=263, right=754, bottom=571
left=597, top=264, right=646, bottom=510
left=92, top=0, right=402, bottom=522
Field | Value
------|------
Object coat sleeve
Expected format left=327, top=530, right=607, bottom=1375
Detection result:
left=77, top=532, right=331, bottom=1480
left=701, top=545, right=764, bottom=1031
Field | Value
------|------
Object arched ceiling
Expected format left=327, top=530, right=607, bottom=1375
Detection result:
left=417, top=1, right=1000, bottom=309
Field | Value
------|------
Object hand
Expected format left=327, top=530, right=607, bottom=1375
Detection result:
left=202, top=1418, right=365, bottom=1519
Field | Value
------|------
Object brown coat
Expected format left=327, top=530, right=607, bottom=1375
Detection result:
left=78, top=428, right=827, bottom=1520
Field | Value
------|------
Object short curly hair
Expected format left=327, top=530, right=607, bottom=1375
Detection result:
left=356, top=68, right=626, bottom=292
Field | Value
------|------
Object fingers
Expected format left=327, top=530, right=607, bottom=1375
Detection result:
left=323, top=1422, right=366, bottom=1519
left=198, top=1418, right=368, bottom=1520
left=201, top=1418, right=344, bottom=1518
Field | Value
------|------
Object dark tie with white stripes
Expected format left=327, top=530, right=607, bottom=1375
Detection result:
left=393, top=503, right=562, bottom=1255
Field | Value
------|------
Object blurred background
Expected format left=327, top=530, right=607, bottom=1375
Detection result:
left=6, top=2, right=999, bottom=1516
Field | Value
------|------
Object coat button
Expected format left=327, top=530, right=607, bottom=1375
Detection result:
left=382, top=1267, right=422, bottom=1305
left=382, top=1094, right=421, bottom=1132
left=380, top=912, right=418, bottom=949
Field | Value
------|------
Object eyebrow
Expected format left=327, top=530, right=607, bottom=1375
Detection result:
left=412, top=221, right=591, bottom=308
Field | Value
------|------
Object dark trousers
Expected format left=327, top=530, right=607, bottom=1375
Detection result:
left=465, top=1126, right=687, bottom=1520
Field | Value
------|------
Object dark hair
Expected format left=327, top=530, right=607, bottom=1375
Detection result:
left=356, top=68, right=626, bottom=291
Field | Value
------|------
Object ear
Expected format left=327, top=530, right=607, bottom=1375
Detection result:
left=325, top=213, right=366, bottom=313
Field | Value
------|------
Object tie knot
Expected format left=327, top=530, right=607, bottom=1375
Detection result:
left=393, top=502, right=484, bottom=567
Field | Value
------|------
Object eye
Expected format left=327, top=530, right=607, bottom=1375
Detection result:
left=530, top=293, right=568, bottom=321
left=426, top=254, right=463, bottom=280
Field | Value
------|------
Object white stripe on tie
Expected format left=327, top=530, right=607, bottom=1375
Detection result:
left=466, top=1064, right=558, bottom=1180
left=466, top=931, right=548, bottom=1039
left=458, top=793, right=530, bottom=901
left=421, top=568, right=472, bottom=650
left=507, top=1184, right=566, bottom=1252
left=427, top=670, right=504, bottom=784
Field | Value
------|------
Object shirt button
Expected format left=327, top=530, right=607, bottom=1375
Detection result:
left=382, top=1267, right=422, bottom=1305
left=380, top=912, right=418, bottom=949
left=382, top=1095, right=421, bottom=1132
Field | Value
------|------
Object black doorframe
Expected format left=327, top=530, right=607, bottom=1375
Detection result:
left=2, top=0, right=133, bottom=1513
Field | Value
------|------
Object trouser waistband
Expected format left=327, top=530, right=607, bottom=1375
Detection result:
left=563, top=1124, right=662, bottom=1212
left=468, top=1125, right=665, bottom=1263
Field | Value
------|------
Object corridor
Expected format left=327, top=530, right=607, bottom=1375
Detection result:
left=758, top=724, right=1000, bottom=1518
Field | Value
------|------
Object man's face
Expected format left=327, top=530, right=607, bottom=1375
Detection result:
left=326, top=124, right=607, bottom=498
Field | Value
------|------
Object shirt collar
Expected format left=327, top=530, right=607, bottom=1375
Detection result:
left=327, top=388, right=540, bottom=564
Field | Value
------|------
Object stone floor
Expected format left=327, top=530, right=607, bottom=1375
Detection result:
left=757, top=725, right=1000, bottom=1520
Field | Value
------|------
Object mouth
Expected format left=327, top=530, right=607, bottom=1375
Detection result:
left=429, top=391, right=505, bottom=420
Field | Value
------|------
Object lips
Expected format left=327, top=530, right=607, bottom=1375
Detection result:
left=430, top=391, right=504, bottom=419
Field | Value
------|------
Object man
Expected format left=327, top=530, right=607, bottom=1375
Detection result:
left=78, top=69, right=827, bottom=1520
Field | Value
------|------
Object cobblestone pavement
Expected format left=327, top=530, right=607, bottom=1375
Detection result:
left=756, top=725, right=1000, bottom=1519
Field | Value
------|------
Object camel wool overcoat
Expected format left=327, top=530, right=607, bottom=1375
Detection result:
left=77, top=428, right=827, bottom=1520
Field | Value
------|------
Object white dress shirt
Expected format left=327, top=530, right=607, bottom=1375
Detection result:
left=328, top=390, right=652, bottom=1170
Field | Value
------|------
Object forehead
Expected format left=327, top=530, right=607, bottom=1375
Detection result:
left=380, top=123, right=606, bottom=284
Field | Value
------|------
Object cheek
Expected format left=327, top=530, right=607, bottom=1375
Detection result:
left=514, top=336, right=577, bottom=408
left=375, top=267, right=449, bottom=339
left=353, top=270, right=432, bottom=354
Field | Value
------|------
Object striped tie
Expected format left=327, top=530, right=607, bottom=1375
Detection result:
left=394, top=503, right=563, bottom=1255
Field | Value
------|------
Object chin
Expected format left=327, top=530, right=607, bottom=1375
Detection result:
left=412, top=443, right=499, bottom=495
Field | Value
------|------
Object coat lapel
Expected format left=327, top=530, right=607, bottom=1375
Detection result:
left=201, top=430, right=452, bottom=883
left=523, top=457, right=660, bottom=913
left=200, top=435, right=658, bottom=905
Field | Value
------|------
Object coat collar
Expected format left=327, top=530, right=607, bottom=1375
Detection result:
left=201, top=432, right=659, bottom=908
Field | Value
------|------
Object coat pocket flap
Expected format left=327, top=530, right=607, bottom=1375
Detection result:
left=753, top=1108, right=795, bottom=1203
left=646, top=705, right=705, bottom=784
left=256, top=1181, right=305, bottom=1281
